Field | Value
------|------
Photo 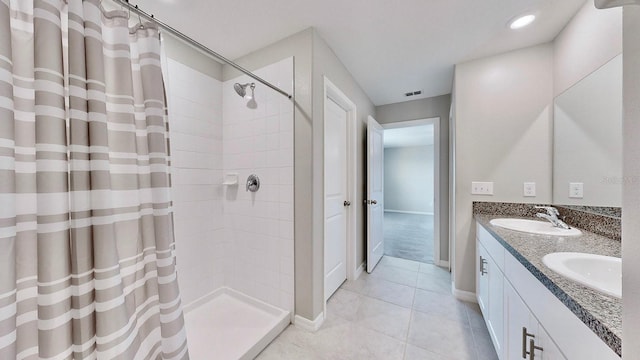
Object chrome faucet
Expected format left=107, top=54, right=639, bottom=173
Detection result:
left=535, top=206, right=571, bottom=229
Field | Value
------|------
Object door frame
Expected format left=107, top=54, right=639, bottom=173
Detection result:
left=381, top=117, right=441, bottom=265
left=323, top=76, right=358, bottom=298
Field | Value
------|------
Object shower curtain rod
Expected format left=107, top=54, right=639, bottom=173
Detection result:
left=111, top=0, right=293, bottom=100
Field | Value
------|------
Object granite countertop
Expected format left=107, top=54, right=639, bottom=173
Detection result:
left=474, top=214, right=622, bottom=357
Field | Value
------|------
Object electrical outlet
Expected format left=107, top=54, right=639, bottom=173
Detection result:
left=569, top=182, right=584, bottom=198
left=472, top=182, right=494, bottom=195
left=523, top=182, right=536, bottom=197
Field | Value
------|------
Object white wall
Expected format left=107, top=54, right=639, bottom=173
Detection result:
left=622, top=5, right=640, bottom=357
left=384, top=145, right=435, bottom=214
left=164, top=58, right=225, bottom=306
left=453, top=43, right=554, bottom=293
left=222, top=58, right=295, bottom=314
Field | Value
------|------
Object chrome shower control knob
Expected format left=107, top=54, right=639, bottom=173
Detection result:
left=246, top=174, right=260, bottom=192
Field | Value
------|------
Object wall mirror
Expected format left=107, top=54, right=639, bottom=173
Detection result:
left=553, top=54, right=622, bottom=211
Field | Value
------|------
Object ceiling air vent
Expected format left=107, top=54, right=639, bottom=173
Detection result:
left=405, top=90, right=422, bottom=97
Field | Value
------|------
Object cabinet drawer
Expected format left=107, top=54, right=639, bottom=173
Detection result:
left=477, top=223, right=505, bottom=272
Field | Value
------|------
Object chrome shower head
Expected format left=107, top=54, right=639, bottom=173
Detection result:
left=233, top=83, right=246, bottom=97
left=234, top=82, right=255, bottom=98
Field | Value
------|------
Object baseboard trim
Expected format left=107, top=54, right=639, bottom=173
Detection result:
left=384, top=209, right=434, bottom=216
left=354, top=262, right=365, bottom=280
left=294, top=313, right=324, bottom=332
left=452, top=285, right=477, bottom=303
left=436, top=260, right=450, bottom=268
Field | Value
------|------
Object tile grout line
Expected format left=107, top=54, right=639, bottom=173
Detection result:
left=368, top=256, right=422, bottom=359
left=465, top=305, right=485, bottom=360
left=334, top=280, right=413, bottom=358
left=402, top=271, right=419, bottom=360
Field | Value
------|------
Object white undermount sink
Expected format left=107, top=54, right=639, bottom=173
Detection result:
left=542, top=252, right=621, bottom=298
left=489, top=218, right=582, bottom=236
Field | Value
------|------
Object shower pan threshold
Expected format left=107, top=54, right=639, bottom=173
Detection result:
left=183, top=287, right=290, bottom=360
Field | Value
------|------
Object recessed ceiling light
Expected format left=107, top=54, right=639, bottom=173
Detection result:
left=509, top=14, right=536, bottom=29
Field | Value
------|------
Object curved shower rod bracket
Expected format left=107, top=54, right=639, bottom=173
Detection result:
left=111, top=0, right=293, bottom=100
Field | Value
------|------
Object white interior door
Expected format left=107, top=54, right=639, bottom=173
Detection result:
left=324, top=98, right=348, bottom=300
left=366, top=116, right=384, bottom=273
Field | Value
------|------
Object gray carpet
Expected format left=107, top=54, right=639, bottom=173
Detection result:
left=383, top=212, right=434, bottom=263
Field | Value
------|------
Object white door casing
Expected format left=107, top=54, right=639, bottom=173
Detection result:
left=324, top=98, right=348, bottom=301
left=323, top=77, right=357, bottom=306
left=366, top=116, right=384, bottom=273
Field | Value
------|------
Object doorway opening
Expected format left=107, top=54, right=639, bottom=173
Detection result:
left=382, top=118, right=440, bottom=264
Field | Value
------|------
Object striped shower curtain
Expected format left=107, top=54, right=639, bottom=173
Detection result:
left=0, top=0, right=188, bottom=358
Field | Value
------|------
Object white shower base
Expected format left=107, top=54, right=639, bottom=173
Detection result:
left=183, top=287, right=290, bottom=360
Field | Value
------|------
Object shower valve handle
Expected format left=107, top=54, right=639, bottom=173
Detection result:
left=246, top=174, right=260, bottom=192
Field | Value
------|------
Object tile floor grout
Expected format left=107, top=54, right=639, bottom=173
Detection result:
left=257, top=255, right=499, bottom=360
left=402, top=271, right=419, bottom=360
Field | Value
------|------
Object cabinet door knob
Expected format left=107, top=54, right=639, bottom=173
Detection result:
left=344, top=200, right=351, bottom=206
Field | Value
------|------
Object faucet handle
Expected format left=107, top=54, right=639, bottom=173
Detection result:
left=534, top=206, right=559, bottom=216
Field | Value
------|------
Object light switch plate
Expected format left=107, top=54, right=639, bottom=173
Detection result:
left=569, top=182, right=584, bottom=198
left=523, top=182, right=536, bottom=197
left=472, top=182, right=494, bottom=195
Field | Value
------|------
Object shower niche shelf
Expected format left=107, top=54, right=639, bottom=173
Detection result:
left=223, top=173, right=239, bottom=186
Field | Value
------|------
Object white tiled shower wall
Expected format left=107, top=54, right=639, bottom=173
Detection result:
left=164, top=56, right=294, bottom=314
left=222, top=57, right=295, bottom=313
left=165, top=59, right=225, bottom=306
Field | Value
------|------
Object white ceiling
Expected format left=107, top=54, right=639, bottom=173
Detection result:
left=384, top=125, right=434, bottom=148
left=132, top=0, right=586, bottom=106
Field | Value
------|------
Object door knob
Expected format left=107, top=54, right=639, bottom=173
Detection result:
left=371, top=200, right=377, bottom=204
left=344, top=201, right=351, bottom=206
left=363, top=199, right=378, bottom=205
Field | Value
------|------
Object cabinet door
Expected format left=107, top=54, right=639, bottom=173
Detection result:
left=534, top=326, right=566, bottom=360
left=505, top=282, right=566, bottom=360
left=478, top=240, right=504, bottom=358
left=488, top=257, right=504, bottom=356
left=505, top=282, right=536, bottom=360
left=477, top=241, right=489, bottom=314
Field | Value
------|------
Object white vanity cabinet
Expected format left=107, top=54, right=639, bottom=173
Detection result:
left=476, top=222, right=620, bottom=360
left=476, top=229, right=504, bottom=358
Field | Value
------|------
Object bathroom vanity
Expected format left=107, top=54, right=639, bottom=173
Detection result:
left=475, top=215, right=621, bottom=359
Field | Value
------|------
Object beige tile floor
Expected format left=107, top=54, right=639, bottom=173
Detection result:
left=257, top=256, right=499, bottom=360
